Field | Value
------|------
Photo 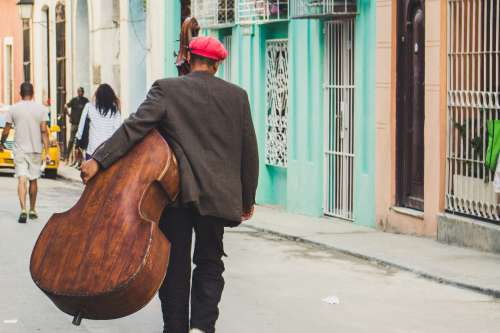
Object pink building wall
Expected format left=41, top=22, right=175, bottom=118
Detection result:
left=0, top=0, right=25, bottom=105
left=375, top=0, right=447, bottom=237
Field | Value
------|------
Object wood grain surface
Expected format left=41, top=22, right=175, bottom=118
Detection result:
left=30, top=130, right=179, bottom=320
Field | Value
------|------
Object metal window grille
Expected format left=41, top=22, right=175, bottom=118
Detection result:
left=324, top=20, right=355, bottom=221
left=265, top=39, right=289, bottom=167
left=290, top=0, right=356, bottom=18
left=239, top=0, right=288, bottom=23
left=192, top=0, right=236, bottom=28
left=223, top=35, right=232, bottom=81
left=446, top=0, right=500, bottom=221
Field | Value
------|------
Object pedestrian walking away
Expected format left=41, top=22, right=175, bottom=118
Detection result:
left=0, top=82, right=50, bottom=223
left=76, top=84, right=122, bottom=161
left=64, top=87, right=89, bottom=166
left=80, top=36, right=259, bottom=333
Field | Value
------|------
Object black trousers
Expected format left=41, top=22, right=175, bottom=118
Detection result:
left=158, top=207, right=226, bottom=333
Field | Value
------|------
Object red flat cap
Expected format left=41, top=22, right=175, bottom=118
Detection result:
left=189, top=36, right=228, bottom=61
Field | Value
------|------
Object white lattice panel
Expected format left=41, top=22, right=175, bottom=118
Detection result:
left=265, top=40, right=289, bottom=168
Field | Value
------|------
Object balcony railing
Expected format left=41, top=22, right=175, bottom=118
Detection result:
left=192, top=0, right=236, bottom=28
left=290, top=0, right=357, bottom=18
left=196, top=0, right=369, bottom=27
left=238, top=0, right=288, bottom=23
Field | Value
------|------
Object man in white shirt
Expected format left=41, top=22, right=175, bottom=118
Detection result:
left=0, top=83, right=50, bottom=223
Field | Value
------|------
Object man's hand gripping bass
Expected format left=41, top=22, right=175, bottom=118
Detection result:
left=80, top=159, right=100, bottom=184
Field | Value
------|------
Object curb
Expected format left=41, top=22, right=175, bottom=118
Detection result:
left=245, top=224, right=500, bottom=299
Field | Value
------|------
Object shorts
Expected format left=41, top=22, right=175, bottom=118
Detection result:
left=14, top=151, right=42, bottom=180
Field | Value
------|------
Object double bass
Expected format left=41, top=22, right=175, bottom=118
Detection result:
left=30, top=130, right=179, bottom=325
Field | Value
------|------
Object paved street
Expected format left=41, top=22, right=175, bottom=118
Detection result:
left=1, top=174, right=500, bottom=333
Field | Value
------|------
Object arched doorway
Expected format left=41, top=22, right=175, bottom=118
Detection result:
left=56, top=2, right=68, bottom=156
left=74, top=0, right=90, bottom=97
left=127, top=0, right=147, bottom=114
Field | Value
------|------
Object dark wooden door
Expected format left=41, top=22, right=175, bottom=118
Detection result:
left=396, top=0, right=425, bottom=210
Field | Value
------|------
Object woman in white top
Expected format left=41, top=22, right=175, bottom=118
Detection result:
left=76, top=84, right=122, bottom=160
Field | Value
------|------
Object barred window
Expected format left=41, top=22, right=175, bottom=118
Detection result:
left=289, top=0, right=356, bottom=18
left=446, top=0, right=499, bottom=221
left=239, top=0, right=288, bottom=23
left=265, top=39, right=289, bottom=168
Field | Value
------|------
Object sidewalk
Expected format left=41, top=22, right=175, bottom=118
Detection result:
left=249, top=206, right=500, bottom=298
left=57, top=163, right=500, bottom=298
left=57, top=162, right=82, bottom=183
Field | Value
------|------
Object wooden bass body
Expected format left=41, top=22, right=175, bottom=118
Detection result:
left=30, top=130, right=179, bottom=323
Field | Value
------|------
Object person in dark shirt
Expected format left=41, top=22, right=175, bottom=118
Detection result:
left=65, top=87, right=89, bottom=166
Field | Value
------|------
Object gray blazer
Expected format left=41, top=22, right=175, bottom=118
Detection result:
left=93, top=71, right=259, bottom=224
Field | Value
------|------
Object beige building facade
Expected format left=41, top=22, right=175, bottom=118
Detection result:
left=30, top=0, right=167, bottom=155
left=375, top=0, right=499, bottom=250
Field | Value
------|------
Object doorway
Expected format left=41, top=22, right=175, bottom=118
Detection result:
left=56, top=3, right=67, bottom=156
left=396, top=0, right=425, bottom=211
left=41, top=7, right=51, bottom=112
left=4, top=43, right=13, bottom=105
left=22, top=20, right=31, bottom=82
left=324, top=19, right=355, bottom=221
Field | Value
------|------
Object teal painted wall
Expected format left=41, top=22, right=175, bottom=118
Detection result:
left=164, top=1, right=181, bottom=78
left=286, top=19, right=325, bottom=216
left=208, top=23, right=290, bottom=207
left=353, top=0, right=376, bottom=227
left=214, top=19, right=325, bottom=215
left=164, top=1, right=376, bottom=227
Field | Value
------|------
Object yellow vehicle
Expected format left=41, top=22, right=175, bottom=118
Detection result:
left=44, top=124, right=62, bottom=178
left=0, top=111, right=60, bottom=178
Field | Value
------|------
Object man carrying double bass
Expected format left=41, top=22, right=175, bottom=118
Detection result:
left=80, top=36, right=259, bottom=333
